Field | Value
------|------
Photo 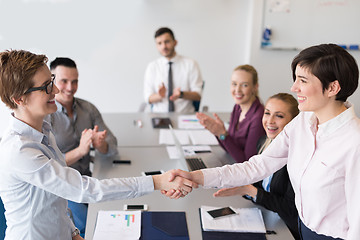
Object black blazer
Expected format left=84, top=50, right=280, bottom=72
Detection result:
left=248, top=135, right=300, bottom=240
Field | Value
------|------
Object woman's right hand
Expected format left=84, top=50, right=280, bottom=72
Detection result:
left=196, top=112, right=226, bottom=137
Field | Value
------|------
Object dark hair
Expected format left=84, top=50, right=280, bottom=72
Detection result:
left=154, top=27, right=175, bottom=40
left=268, top=93, right=299, bottom=119
left=0, top=50, right=48, bottom=109
left=50, top=57, right=77, bottom=70
left=291, top=43, right=358, bottom=102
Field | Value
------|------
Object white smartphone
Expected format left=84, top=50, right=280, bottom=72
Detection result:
left=123, top=204, right=148, bottom=211
left=141, top=170, right=164, bottom=176
left=206, top=206, right=237, bottom=219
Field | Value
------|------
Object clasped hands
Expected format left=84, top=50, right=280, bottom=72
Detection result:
left=153, top=169, right=204, bottom=199
left=78, top=125, right=108, bottom=156
left=155, top=169, right=255, bottom=200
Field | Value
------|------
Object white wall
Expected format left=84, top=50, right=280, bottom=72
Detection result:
left=249, top=0, right=360, bottom=115
left=0, top=0, right=251, bottom=135
left=0, top=0, right=359, bottom=137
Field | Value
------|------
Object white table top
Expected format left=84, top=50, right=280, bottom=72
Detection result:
left=102, top=112, right=231, bottom=147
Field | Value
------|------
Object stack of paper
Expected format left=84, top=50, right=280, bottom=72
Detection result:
left=200, top=206, right=266, bottom=233
left=166, top=145, right=212, bottom=159
left=188, top=130, right=218, bottom=145
left=93, top=210, right=141, bottom=240
left=159, top=129, right=218, bottom=145
left=159, top=129, right=191, bottom=145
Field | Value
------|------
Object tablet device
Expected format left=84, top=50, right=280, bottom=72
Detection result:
left=151, top=117, right=172, bottom=129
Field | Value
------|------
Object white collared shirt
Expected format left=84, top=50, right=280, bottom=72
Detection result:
left=0, top=114, right=154, bottom=240
left=202, top=103, right=360, bottom=239
left=144, top=54, right=203, bottom=113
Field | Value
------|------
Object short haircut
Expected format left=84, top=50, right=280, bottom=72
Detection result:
left=0, top=50, right=48, bottom=109
left=291, top=43, right=359, bottom=102
left=50, top=57, right=77, bottom=70
left=233, top=64, right=259, bottom=96
left=268, top=93, right=299, bottom=119
left=154, top=27, right=175, bottom=40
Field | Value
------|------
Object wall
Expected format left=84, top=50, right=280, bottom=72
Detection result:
left=249, top=0, right=360, bottom=115
left=0, top=0, right=359, bottom=137
left=0, top=0, right=251, bottom=135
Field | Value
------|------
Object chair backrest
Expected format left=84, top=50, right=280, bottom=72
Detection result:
left=192, top=80, right=205, bottom=112
left=0, top=197, right=6, bottom=239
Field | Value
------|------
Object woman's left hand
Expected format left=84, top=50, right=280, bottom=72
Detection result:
left=213, top=185, right=257, bottom=198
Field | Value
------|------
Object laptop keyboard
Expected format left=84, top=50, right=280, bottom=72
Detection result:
left=186, top=157, right=206, bottom=171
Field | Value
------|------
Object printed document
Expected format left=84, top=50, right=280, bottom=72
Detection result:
left=201, top=206, right=266, bottom=233
left=93, top=210, right=141, bottom=240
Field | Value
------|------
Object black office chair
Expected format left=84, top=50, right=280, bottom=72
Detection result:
left=0, top=197, right=6, bottom=239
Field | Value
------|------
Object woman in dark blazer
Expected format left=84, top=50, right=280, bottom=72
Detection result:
left=214, top=93, right=300, bottom=240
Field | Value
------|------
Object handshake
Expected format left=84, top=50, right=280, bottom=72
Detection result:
left=152, top=169, right=204, bottom=199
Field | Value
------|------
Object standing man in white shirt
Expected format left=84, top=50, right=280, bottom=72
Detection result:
left=144, top=27, right=203, bottom=113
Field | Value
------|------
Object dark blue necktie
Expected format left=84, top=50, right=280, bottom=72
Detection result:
left=168, top=62, right=174, bottom=112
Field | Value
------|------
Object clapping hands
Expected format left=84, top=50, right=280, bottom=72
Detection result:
left=78, top=125, right=108, bottom=157
left=196, top=112, right=226, bottom=137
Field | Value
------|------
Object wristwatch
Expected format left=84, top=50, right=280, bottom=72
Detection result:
left=219, top=132, right=228, bottom=141
left=72, top=228, right=80, bottom=237
left=179, top=91, right=184, bottom=98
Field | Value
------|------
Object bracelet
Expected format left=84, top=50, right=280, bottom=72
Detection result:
left=72, top=228, right=80, bottom=237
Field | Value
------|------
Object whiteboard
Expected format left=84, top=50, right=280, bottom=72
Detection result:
left=262, top=0, right=360, bottom=50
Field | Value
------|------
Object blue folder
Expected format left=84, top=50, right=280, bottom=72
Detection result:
left=140, top=211, right=189, bottom=240
left=199, top=209, right=267, bottom=240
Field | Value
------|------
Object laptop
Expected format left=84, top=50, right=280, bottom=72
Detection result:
left=168, top=125, right=207, bottom=171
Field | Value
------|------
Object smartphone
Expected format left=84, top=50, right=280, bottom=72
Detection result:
left=123, top=204, right=148, bottom=211
left=207, top=206, right=237, bottom=219
left=141, top=170, right=164, bottom=176
left=113, top=160, right=131, bottom=164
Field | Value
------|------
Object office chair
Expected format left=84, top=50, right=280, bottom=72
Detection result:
left=0, top=197, right=6, bottom=239
left=192, top=80, right=205, bottom=112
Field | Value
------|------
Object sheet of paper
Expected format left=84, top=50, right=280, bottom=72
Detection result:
left=93, top=210, right=141, bottom=240
left=159, top=129, right=191, bottom=145
left=201, top=206, right=266, bottom=233
left=166, top=145, right=212, bottom=159
left=178, top=115, right=204, bottom=129
left=188, top=130, right=218, bottom=145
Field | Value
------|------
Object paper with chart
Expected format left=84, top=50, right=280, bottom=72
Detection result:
left=93, top=210, right=141, bottom=240
left=201, top=206, right=266, bottom=233
left=178, top=115, right=204, bottom=129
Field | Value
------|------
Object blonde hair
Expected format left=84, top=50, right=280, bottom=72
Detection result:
left=233, top=64, right=259, bottom=96
left=267, top=93, right=299, bottom=119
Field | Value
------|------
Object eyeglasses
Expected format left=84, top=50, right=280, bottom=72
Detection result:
left=25, top=74, right=55, bottom=94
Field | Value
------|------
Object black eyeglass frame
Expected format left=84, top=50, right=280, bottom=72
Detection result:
left=25, top=74, right=55, bottom=94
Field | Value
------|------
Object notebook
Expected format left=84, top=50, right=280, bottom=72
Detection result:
left=168, top=125, right=207, bottom=171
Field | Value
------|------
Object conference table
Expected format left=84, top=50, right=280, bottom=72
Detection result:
left=85, top=112, right=294, bottom=240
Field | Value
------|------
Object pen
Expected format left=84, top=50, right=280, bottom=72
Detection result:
left=194, top=150, right=211, bottom=153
